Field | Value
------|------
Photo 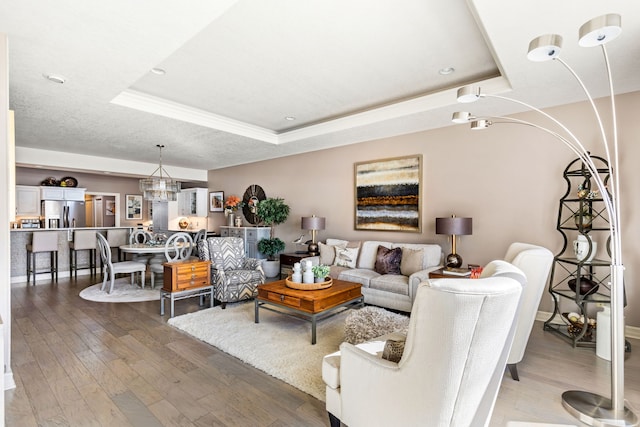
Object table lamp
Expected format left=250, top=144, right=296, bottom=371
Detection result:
left=301, top=215, right=325, bottom=256
left=435, top=215, right=472, bottom=268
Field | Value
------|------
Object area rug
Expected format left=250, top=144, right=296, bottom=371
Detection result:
left=79, top=278, right=160, bottom=302
left=168, top=301, right=349, bottom=401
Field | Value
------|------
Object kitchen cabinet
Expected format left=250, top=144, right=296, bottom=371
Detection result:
left=41, top=187, right=86, bottom=201
left=16, top=185, right=41, bottom=216
left=178, top=188, right=208, bottom=217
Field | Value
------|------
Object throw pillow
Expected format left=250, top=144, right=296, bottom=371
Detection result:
left=334, top=246, right=359, bottom=268
left=375, top=246, right=402, bottom=275
left=382, top=339, right=405, bottom=363
left=319, top=242, right=344, bottom=265
left=400, top=247, right=424, bottom=276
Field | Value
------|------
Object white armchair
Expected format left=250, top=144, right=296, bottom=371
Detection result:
left=481, top=242, right=553, bottom=380
left=323, top=265, right=526, bottom=427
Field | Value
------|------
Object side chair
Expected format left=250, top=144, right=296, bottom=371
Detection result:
left=96, top=233, right=147, bottom=293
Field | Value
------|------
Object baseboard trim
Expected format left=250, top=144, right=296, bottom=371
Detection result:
left=5, top=371, right=16, bottom=390
left=536, top=310, right=640, bottom=340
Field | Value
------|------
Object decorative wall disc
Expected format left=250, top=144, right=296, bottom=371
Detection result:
left=242, top=184, right=266, bottom=225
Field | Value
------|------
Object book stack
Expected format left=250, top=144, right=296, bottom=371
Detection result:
left=442, top=267, right=472, bottom=277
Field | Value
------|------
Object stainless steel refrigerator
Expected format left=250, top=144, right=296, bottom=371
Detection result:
left=41, top=200, right=86, bottom=228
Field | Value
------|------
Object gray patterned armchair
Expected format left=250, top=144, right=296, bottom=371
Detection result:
left=198, top=237, right=265, bottom=308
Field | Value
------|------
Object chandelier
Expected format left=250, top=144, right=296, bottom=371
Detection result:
left=139, top=144, right=181, bottom=202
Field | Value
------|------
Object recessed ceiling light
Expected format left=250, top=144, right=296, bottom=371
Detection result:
left=439, top=67, right=455, bottom=75
left=43, top=74, right=66, bottom=84
left=151, top=68, right=166, bottom=75
left=285, top=116, right=296, bottom=121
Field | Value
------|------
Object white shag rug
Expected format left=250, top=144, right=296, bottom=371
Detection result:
left=168, top=301, right=349, bottom=401
left=79, top=278, right=161, bottom=302
left=344, top=306, right=410, bottom=344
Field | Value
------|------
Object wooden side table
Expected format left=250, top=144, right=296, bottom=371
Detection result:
left=279, top=253, right=307, bottom=278
left=161, top=259, right=213, bottom=317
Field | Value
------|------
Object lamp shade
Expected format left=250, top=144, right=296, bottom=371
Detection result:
left=578, top=14, right=622, bottom=47
left=435, top=216, right=472, bottom=236
left=301, top=216, right=326, bottom=231
left=527, top=34, right=563, bottom=62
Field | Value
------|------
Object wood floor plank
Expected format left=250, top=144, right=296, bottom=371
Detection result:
left=76, top=381, right=133, bottom=427
left=8, top=275, right=640, bottom=427
left=14, top=360, right=67, bottom=425
left=75, top=349, right=128, bottom=397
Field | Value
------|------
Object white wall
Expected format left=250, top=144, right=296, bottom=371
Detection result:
left=209, top=91, right=640, bottom=327
left=1, top=33, right=15, bottom=418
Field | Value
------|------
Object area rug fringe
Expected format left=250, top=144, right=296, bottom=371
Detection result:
left=168, top=301, right=348, bottom=401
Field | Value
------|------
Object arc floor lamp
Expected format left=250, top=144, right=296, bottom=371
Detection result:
left=454, top=13, right=636, bottom=426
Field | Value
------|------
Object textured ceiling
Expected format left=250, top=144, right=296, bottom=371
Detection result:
left=1, top=0, right=639, bottom=176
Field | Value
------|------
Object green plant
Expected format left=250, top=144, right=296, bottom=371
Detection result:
left=312, top=264, right=330, bottom=279
left=257, top=197, right=290, bottom=260
left=257, top=237, right=285, bottom=260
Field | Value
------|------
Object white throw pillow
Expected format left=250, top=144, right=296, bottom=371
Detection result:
left=334, top=246, right=359, bottom=268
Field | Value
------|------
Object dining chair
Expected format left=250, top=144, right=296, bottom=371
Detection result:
left=106, top=228, right=128, bottom=261
left=96, top=233, right=147, bottom=293
left=192, top=228, right=206, bottom=257
left=128, top=229, right=153, bottom=264
left=149, top=232, right=194, bottom=289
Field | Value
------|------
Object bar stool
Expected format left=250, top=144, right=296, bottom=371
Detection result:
left=106, top=229, right=128, bottom=262
left=26, top=231, right=59, bottom=284
left=69, top=230, right=97, bottom=279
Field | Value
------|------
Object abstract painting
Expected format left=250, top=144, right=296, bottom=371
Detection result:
left=354, top=155, right=422, bottom=232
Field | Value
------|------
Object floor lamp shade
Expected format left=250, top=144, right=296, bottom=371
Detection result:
left=301, top=215, right=325, bottom=256
left=436, top=216, right=472, bottom=268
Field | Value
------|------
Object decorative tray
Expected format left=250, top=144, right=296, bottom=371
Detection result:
left=285, top=276, right=333, bottom=291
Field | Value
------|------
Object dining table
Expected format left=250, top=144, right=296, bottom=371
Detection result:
left=119, top=243, right=174, bottom=265
left=119, top=243, right=170, bottom=255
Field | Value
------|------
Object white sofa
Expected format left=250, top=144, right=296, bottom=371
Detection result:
left=303, top=238, right=442, bottom=312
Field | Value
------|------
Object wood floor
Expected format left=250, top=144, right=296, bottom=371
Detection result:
left=5, top=275, right=640, bottom=426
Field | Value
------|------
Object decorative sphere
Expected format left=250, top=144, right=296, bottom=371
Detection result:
left=445, top=253, right=463, bottom=268
left=178, top=218, right=189, bottom=229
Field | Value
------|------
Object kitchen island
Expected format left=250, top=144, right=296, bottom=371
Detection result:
left=10, top=227, right=134, bottom=283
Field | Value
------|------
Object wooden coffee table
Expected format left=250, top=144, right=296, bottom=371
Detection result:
left=255, top=278, right=363, bottom=344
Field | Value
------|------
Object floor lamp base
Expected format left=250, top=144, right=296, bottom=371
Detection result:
left=562, top=390, right=638, bottom=426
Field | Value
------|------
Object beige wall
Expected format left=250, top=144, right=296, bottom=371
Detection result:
left=209, top=91, right=640, bottom=327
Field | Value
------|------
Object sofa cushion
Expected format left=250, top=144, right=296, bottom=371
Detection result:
left=375, top=246, right=402, bottom=275
left=358, top=241, right=393, bottom=270
left=370, top=274, right=409, bottom=295
left=329, top=265, right=350, bottom=279
left=334, top=246, right=359, bottom=268
left=400, top=247, right=424, bottom=276
left=338, top=268, right=380, bottom=287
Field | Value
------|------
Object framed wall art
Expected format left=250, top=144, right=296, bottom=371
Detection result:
left=354, top=154, right=422, bottom=232
left=125, top=194, right=143, bottom=220
left=209, top=191, right=224, bottom=212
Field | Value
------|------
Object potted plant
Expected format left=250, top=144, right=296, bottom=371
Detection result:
left=256, top=197, right=290, bottom=278
left=312, top=264, right=330, bottom=283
